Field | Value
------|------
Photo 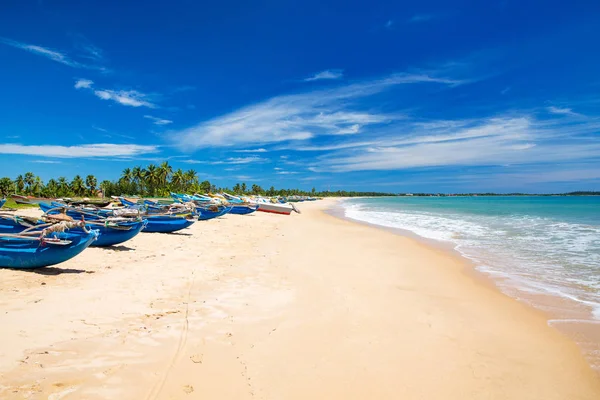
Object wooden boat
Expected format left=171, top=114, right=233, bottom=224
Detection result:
left=229, top=204, right=258, bottom=215
left=143, top=214, right=195, bottom=233
left=84, top=219, right=147, bottom=247
left=2, top=212, right=147, bottom=248
left=0, top=222, right=98, bottom=269
left=67, top=199, right=112, bottom=208
left=11, top=195, right=52, bottom=205
left=197, top=205, right=231, bottom=220
left=255, top=202, right=299, bottom=215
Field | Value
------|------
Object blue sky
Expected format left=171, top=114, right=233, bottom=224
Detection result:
left=1, top=0, right=599, bottom=193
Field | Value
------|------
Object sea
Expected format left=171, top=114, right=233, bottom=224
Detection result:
left=339, top=196, right=600, bottom=369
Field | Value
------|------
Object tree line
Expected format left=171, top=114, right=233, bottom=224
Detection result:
left=0, top=162, right=395, bottom=198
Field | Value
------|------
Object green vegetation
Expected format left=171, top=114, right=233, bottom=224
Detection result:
left=2, top=162, right=597, bottom=201
left=0, top=162, right=395, bottom=200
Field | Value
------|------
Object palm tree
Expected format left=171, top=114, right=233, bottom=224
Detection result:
left=85, top=175, right=97, bottom=196
left=240, top=182, right=247, bottom=194
left=232, top=183, right=241, bottom=194
left=24, top=172, right=34, bottom=194
left=121, top=168, right=133, bottom=184
left=71, top=175, right=86, bottom=196
left=144, top=164, right=160, bottom=196
left=171, top=169, right=185, bottom=192
left=185, top=169, right=198, bottom=192
left=45, top=179, right=58, bottom=197
left=0, top=177, right=14, bottom=197
left=57, top=177, right=69, bottom=197
left=15, top=175, right=25, bottom=194
left=31, top=176, right=43, bottom=196
left=158, top=161, right=173, bottom=194
left=132, top=166, right=145, bottom=194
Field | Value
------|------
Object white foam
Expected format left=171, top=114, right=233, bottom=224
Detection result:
left=342, top=199, right=600, bottom=321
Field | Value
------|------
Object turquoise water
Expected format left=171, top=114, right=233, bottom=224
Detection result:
left=342, top=196, right=600, bottom=321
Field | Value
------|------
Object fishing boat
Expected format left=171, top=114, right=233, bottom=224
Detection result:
left=2, top=211, right=147, bottom=248
left=143, top=214, right=196, bottom=233
left=255, top=202, right=298, bottom=215
left=11, top=194, right=52, bottom=205
left=229, top=204, right=259, bottom=215
left=197, top=205, right=231, bottom=220
left=0, top=221, right=98, bottom=269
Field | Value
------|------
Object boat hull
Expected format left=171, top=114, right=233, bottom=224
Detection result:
left=87, top=219, right=147, bottom=246
left=143, top=215, right=195, bottom=233
left=256, top=203, right=293, bottom=215
left=229, top=205, right=258, bottom=215
left=197, top=206, right=230, bottom=220
left=0, top=230, right=97, bottom=269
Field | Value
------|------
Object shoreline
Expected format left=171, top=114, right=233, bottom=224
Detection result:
left=1, top=199, right=599, bottom=399
left=329, top=197, right=600, bottom=374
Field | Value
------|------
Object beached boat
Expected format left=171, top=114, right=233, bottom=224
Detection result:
left=196, top=205, right=231, bottom=220
left=0, top=222, right=98, bottom=269
left=143, top=214, right=196, bottom=233
left=255, top=202, right=299, bottom=215
left=2, top=212, right=147, bottom=248
left=229, top=204, right=259, bottom=215
left=11, top=195, right=52, bottom=205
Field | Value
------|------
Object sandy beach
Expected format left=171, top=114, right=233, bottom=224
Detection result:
left=1, top=198, right=599, bottom=399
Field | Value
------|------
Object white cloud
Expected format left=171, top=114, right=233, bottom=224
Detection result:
left=216, top=156, right=266, bottom=165
left=304, top=69, right=344, bottom=82
left=171, top=72, right=462, bottom=149
left=547, top=106, right=581, bottom=116
left=0, top=143, right=158, bottom=158
left=31, top=160, right=62, bottom=164
left=233, top=148, right=268, bottom=153
left=73, top=78, right=158, bottom=108
left=314, top=116, right=600, bottom=172
left=94, top=89, right=156, bottom=108
left=74, top=79, right=94, bottom=89
left=0, top=37, right=106, bottom=70
left=144, top=115, right=173, bottom=125
left=276, top=171, right=299, bottom=175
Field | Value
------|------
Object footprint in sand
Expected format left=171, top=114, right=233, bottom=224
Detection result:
left=190, top=354, right=203, bottom=364
left=183, top=384, right=194, bottom=394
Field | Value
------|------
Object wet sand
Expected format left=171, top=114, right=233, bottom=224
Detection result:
left=0, top=199, right=599, bottom=399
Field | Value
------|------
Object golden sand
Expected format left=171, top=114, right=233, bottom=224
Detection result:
left=0, top=199, right=599, bottom=399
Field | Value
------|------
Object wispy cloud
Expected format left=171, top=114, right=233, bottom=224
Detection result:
left=74, top=79, right=93, bottom=89
left=385, top=20, right=394, bottom=29
left=312, top=114, right=600, bottom=172
left=74, top=79, right=158, bottom=108
left=94, top=89, right=156, bottom=108
left=409, top=14, right=435, bottom=23
left=233, top=148, right=268, bottom=153
left=144, top=115, right=173, bottom=125
left=31, top=160, right=62, bottom=164
left=304, top=69, right=344, bottom=82
left=171, top=71, right=464, bottom=150
left=182, top=156, right=267, bottom=165
left=0, top=37, right=106, bottom=71
left=0, top=143, right=158, bottom=158
left=547, top=106, right=581, bottom=117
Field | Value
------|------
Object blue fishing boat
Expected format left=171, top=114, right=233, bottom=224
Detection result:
left=143, top=215, right=195, bottom=233
left=1, top=214, right=147, bottom=247
left=229, top=204, right=258, bottom=215
left=85, top=219, right=147, bottom=247
left=197, top=205, right=231, bottom=220
left=0, top=227, right=98, bottom=269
